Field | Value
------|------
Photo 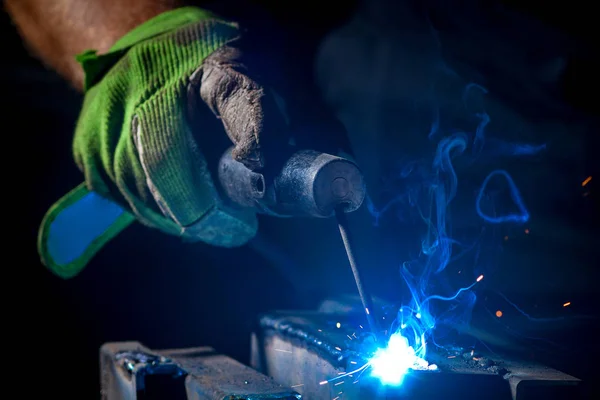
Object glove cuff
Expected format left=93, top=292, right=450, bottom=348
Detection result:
left=76, top=7, right=230, bottom=91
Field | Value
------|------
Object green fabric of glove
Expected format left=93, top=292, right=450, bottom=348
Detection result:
left=38, top=7, right=258, bottom=278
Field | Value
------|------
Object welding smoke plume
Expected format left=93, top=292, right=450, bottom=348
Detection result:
left=367, top=74, right=535, bottom=361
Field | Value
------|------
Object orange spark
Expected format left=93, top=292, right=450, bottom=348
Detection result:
left=563, top=302, right=571, bottom=307
left=477, top=274, right=484, bottom=282
left=582, top=176, right=592, bottom=187
left=495, top=310, right=503, bottom=318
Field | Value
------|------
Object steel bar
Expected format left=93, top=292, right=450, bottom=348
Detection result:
left=100, top=342, right=300, bottom=400
left=251, top=309, right=583, bottom=400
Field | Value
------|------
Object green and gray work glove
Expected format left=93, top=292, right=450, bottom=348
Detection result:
left=38, top=7, right=331, bottom=278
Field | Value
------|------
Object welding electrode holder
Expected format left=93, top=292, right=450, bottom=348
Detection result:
left=217, top=147, right=366, bottom=218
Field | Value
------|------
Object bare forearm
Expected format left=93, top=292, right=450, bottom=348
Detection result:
left=4, top=0, right=189, bottom=90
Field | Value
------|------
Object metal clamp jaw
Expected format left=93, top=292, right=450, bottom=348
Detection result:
left=218, top=148, right=366, bottom=218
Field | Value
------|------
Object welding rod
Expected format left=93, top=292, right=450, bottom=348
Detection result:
left=335, top=207, right=381, bottom=341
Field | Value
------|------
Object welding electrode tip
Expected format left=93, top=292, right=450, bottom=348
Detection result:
left=335, top=207, right=381, bottom=341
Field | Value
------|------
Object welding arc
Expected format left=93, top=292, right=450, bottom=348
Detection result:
left=335, top=207, right=381, bottom=341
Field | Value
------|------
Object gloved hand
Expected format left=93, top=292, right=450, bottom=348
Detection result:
left=38, top=7, right=349, bottom=278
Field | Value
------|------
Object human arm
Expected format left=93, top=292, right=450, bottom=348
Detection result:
left=4, top=0, right=190, bottom=90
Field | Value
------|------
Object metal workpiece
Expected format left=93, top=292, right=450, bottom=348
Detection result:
left=250, top=311, right=583, bottom=400
left=251, top=311, right=379, bottom=400
left=218, top=148, right=366, bottom=217
left=100, top=342, right=184, bottom=400
left=100, top=342, right=300, bottom=400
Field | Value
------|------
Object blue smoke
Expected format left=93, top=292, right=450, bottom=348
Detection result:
left=476, top=170, right=530, bottom=224
left=484, top=139, right=546, bottom=157
left=366, top=76, right=536, bottom=385
left=391, top=132, right=477, bottom=357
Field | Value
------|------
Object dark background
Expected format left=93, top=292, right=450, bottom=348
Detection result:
left=3, top=0, right=598, bottom=398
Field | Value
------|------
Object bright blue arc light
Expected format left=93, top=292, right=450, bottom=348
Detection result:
left=369, top=332, right=433, bottom=386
